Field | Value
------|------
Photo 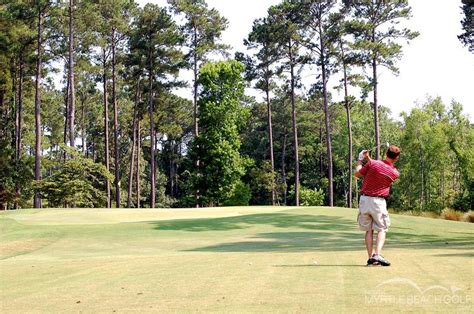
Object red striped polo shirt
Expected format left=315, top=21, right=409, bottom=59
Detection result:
left=359, top=159, right=400, bottom=197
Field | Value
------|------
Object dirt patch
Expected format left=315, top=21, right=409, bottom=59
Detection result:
left=0, top=239, right=54, bottom=260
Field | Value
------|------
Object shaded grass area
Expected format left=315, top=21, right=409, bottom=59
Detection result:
left=154, top=213, right=355, bottom=232
left=151, top=211, right=473, bottom=254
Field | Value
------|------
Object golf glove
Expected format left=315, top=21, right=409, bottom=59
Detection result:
left=358, top=150, right=368, bottom=161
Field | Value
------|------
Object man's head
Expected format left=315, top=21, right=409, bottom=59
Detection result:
left=386, top=145, right=401, bottom=161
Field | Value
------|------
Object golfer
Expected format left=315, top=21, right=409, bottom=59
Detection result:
left=355, top=145, right=400, bottom=266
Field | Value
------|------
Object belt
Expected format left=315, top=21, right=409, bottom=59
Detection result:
left=361, top=194, right=388, bottom=200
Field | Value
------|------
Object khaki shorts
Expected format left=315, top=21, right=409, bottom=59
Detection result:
left=358, top=195, right=391, bottom=232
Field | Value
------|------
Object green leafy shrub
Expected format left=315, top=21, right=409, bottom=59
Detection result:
left=223, top=181, right=251, bottom=206
left=247, top=160, right=276, bottom=205
left=289, top=185, right=325, bottom=206
left=35, top=146, right=114, bottom=208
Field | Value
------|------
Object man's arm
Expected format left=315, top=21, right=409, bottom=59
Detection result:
left=355, top=160, right=364, bottom=178
left=355, top=150, right=370, bottom=177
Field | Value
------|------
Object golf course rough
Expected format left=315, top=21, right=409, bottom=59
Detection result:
left=0, top=206, right=472, bottom=313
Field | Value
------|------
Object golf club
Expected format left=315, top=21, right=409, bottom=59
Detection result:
left=368, top=142, right=390, bottom=153
left=357, top=142, right=390, bottom=161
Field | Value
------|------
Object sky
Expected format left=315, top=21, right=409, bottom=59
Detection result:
left=137, top=0, right=474, bottom=121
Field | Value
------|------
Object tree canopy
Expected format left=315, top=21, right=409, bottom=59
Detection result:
left=0, top=0, right=471, bottom=213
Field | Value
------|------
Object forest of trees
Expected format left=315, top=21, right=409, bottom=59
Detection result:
left=0, top=0, right=473, bottom=212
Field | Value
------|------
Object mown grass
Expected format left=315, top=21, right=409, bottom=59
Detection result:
left=0, top=206, right=472, bottom=313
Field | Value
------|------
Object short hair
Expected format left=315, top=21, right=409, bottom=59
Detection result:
left=386, top=145, right=401, bottom=159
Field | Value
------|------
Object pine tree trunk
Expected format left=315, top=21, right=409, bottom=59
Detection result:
left=63, top=76, right=69, bottom=160
left=15, top=54, right=24, bottom=163
left=265, top=76, right=276, bottom=206
left=0, top=92, right=5, bottom=136
left=289, top=41, right=299, bottom=206
left=149, top=64, right=156, bottom=208
left=14, top=54, right=24, bottom=209
left=192, top=23, right=202, bottom=207
left=174, top=142, right=180, bottom=197
left=0, top=98, right=7, bottom=140
left=192, top=24, right=198, bottom=138
left=136, top=119, right=141, bottom=208
left=112, top=28, right=120, bottom=208
left=34, top=7, right=43, bottom=209
left=68, top=0, right=76, bottom=149
left=320, top=28, right=333, bottom=207
left=81, top=98, right=86, bottom=154
left=169, top=141, right=174, bottom=198
left=127, top=83, right=139, bottom=208
left=11, top=62, right=17, bottom=210
left=319, top=117, right=323, bottom=176
left=193, top=56, right=198, bottom=138
left=341, top=42, right=353, bottom=209
left=127, top=124, right=136, bottom=208
left=10, top=59, right=17, bottom=162
left=344, top=95, right=353, bottom=209
left=372, top=30, right=380, bottom=160
left=102, top=48, right=111, bottom=208
left=281, top=129, right=288, bottom=205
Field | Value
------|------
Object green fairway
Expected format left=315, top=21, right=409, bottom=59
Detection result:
left=1, top=207, right=472, bottom=313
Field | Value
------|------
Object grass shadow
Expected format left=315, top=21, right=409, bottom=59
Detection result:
left=185, top=230, right=473, bottom=253
left=150, top=212, right=474, bottom=254
left=434, top=252, right=474, bottom=258
left=152, top=213, right=356, bottom=232
left=273, top=264, right=367, bottom=267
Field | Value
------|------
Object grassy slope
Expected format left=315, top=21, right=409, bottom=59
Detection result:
left=0, top=206, right=472, bottom=313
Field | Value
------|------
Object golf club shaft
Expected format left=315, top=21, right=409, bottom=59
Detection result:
left=368, top=142, right=390, bottom=152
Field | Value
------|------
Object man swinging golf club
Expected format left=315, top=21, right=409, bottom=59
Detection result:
left=355, top=144, right=401, bottom=266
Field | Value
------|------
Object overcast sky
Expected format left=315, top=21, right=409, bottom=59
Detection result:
left=137, top=0, right=474, bottom=121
